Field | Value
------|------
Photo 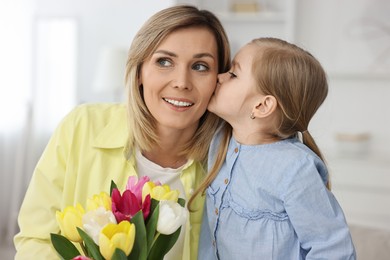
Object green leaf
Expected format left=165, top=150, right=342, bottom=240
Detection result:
left=178, top=198, right=185, bottom=207
left=110, top=180, right=118, bottom=195
left=77, top=228, right=104, bottom=260
left=112, top=248, right=128, bottom=260
left=128, top=211, right=147, bottom=260
left=146, top=204, right=159, bottom=251
left=147, top=227, right=182, bottom=260
left=150, top=198, right=159, bottom=212
left=50, top=233, right=81, bottom=260
left=144, top=199, right=159, bottom=226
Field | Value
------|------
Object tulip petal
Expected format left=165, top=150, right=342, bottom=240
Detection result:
left=142, top=194, right=151, bottom=220
left=142, top=182, right=155, bottom=202
left=82, top=207, right=117, bottom=244
left=157, top=200, right=188, bottom=235
left=126, top=176, right=150, bottom=205
left=99, top=221, right=135, bottom=259
left=161, top=190, right=179, bottom=202
left=56, top=204, right=85, bottom=242
left=87, top=192, right=112, bottom=211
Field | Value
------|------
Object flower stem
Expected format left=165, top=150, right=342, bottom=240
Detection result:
left=79, top=242, right=88, bottom=256
left=150, top=233, right=161, bottom=249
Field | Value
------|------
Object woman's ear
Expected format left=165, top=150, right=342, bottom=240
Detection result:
left=251, top=95, right=277, bottom=119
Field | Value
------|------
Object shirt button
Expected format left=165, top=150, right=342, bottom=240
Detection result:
left=224, top=178, right=229, bottom=184
left=234, top=147, right=238, bottom=153
left=212, top=240, right=216, bottom=247
left=215, top=208, right=219, bottom=215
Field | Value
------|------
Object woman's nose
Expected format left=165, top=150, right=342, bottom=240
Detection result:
left=173, top=67, right=192, bottom=90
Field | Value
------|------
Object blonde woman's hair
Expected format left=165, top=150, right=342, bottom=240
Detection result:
left=190, top=37, right=329, bottom=207
left=124, top=5, right=231, bottom=162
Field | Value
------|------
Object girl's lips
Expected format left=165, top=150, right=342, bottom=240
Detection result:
left=162, top=97, right=194, bottom=107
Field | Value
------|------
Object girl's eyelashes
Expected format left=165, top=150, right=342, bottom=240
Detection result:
left=228, top=71, right=237, bottom=78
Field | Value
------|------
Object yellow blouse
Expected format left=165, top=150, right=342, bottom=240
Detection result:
left=14, top=103, right=205, bottom=260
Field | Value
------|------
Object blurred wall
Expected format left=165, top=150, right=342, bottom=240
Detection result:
left=33, top=0, right=175, bottom=103
left=294, top=0, right=390, bottom=157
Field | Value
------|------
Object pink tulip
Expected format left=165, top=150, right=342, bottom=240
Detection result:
left=126, top=176, right=150, bottom=205
left=111, top=188, right=151, bottom=222
left=72, top=256, right=92, bottom=260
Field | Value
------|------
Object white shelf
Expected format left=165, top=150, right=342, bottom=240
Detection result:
left=216, top=11, right=286, bottom=23
left=176, top=0, right=296, bottom=44
left=328, top=152, right=390, bottom=164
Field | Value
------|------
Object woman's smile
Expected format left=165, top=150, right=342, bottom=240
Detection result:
left=163, top=97, right=194, bottom=108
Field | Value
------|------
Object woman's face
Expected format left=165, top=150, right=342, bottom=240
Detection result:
left=140, top=27, right=218, bottom=133
left=208, top=43, right=261, bottom=125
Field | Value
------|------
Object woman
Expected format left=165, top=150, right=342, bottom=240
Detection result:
left=14, top=5, right=230, bottom=260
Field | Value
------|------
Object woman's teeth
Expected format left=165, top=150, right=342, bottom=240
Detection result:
left=163, top=98, right=193, bottom=107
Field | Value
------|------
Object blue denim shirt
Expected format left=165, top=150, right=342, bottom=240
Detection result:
left=199, top=130, right=356, bottom=260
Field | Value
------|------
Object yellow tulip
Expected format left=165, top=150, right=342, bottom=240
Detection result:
left=142, top=182, right=179, bottom=202
left=99, top=221, right=136, bottom=260
left=56, top=203, right=85, bottom=242
left=142, top=182, right=154, bottom=202
left=86, top=191, right=112, bottom=211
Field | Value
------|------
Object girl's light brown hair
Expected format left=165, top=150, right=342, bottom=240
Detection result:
left=189, top=37, right=329, bottom=208
left=124, top=5, right=231, bottom=162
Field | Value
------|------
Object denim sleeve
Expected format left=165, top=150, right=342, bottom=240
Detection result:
left=282, top=158, right=356, bottom=259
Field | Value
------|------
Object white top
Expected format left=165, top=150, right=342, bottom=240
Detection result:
left=136, top=149, right=187, bottom=260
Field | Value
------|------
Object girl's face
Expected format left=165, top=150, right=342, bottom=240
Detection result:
left=208, top=43, right=261, bottom=125
left=140, top=27, right=218, bottom=133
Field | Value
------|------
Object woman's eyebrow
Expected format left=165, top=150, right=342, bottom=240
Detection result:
left=154, top=50, right=176, bottom=57
left=154, top=50, right=215, bottom=60
left=193, top=53, right=215, bottom=59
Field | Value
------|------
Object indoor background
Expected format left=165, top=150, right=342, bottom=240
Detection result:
left=1, top=0, right=389, bottom=259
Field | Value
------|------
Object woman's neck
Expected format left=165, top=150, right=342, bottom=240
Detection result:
left=142, top=148, right=187, bottom=169
left=141, top=127, right=193, bottom=168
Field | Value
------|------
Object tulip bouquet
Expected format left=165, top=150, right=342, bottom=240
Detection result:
left=51, top=176, right=188, bottom=260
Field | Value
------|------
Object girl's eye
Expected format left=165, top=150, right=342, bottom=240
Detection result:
left=228, top=71, right=237, bottom=78
left=156, top=58, right=173, bottom=67
left=192, top=63, right=209, bottom=72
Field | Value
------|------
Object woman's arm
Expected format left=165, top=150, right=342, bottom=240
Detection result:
left=14, top=108, right=75, bottom=259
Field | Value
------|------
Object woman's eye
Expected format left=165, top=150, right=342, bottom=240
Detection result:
left=157, top=58, right=172, bottom=67
left=228, top=71, right=237, bottom=78
left=192, top=63, right=209, bottom=72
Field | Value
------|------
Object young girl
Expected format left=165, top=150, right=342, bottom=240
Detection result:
left=196, top=38, right=356, bottom=259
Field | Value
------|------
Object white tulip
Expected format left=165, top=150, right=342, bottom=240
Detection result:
left=82, top=206, right=117, bottom=244
left=157, top=200, right=188, bottom=235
